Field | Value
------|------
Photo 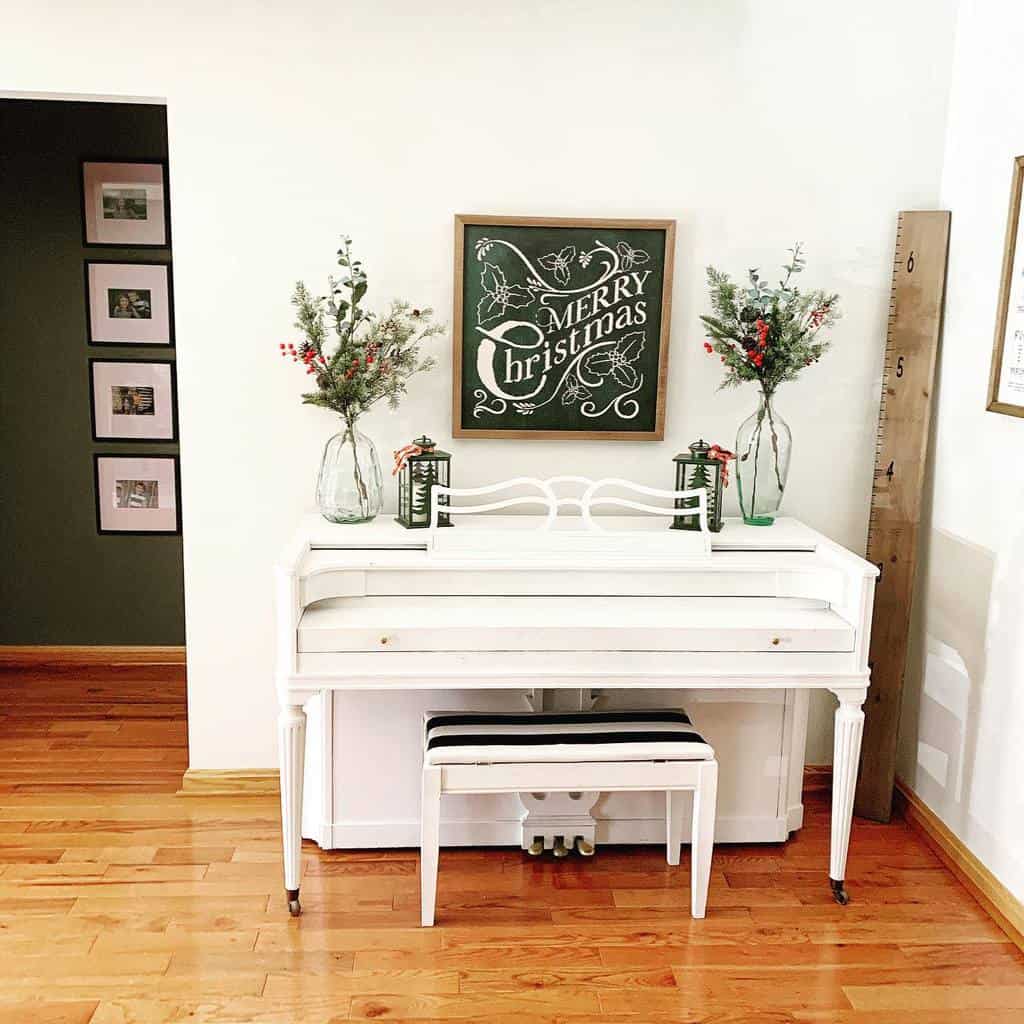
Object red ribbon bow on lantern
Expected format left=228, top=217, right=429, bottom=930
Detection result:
left=708, top=444, right=735, bottom=487
left=392, top=443, right=424, bottom=476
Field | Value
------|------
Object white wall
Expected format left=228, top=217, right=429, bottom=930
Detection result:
left=1, top=1, right=956, bottom=768
left=896, top=0, right=1024, bottom=902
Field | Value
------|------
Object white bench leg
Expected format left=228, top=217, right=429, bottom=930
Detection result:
left=420, top=766, right=441, bottom=927
left=665, top=790, right=685, bottom=866
left=690, top=760, right=718, bottom=919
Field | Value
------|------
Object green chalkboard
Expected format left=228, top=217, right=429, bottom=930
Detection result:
left=453, top=216, right=675, bottom=439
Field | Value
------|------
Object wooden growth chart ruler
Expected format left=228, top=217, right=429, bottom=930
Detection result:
left=855, top=210, right=950, bottom=823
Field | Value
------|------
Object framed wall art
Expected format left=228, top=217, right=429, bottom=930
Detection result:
left=94, top=454, right=181, bottom=535
left=81, top=159, right=170, bottom=247
left=89, top=358, right=177, bottom=441
left=988, top=155, right=1024, bottom=417
left=452, top=215, right=676, bottom=440
left=85, top=260, right=174, bottom=346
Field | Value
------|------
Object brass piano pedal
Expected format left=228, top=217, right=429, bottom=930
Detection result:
left=574, top=836, right=595, bottom=857
left=552, top=836, right=570, bottom=858
left=527, top=836, right=544, bottom=857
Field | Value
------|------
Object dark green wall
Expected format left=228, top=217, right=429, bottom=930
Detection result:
left=0, top=98, right=184, bottom=644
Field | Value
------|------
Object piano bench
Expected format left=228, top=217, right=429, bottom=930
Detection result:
left=420, top=710, right=718, bottom=925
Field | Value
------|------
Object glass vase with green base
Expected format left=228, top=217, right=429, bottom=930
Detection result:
left=735, top=390, right=791, bottom=526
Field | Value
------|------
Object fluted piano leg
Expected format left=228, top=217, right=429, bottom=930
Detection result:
left=829, top=688, right=866, bottom=905
left=278, top=703, right=307, bottom=916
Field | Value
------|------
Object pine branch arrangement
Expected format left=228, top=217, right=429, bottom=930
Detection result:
left=281, top=236, right=444, bottom=426
left=700, top=244, right=840, bottom=395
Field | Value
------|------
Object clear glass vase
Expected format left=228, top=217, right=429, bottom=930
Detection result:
left=316, top=422, right=383, bottom=524
left=735, top=391, right=791, bottom=526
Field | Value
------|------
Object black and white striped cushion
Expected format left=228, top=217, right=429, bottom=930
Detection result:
left=423, top=710, right=713, bottom=765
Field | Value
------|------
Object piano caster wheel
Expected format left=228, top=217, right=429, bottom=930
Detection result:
left=286, top=889, right=301, bottom=916
left=830, top=878, right=849, bottom=906
left=552, top=836, right=570, bottom=859
left=574, top=836, right=595, bottom=857
left=527, top=837, right=544, bottom=857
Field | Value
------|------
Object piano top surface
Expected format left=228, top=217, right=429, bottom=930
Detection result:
left=282, top=515, right=876, bottom=579
left=300, top=515, right=818, bottom=551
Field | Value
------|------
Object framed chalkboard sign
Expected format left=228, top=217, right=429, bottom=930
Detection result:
left=453, top=215, right=675, bottom=439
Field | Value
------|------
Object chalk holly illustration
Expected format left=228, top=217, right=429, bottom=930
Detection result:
left=537, top=246, right=577, bottom=286
left=477, top=263, right=533, bottom=325
left=582, top=331, right=645, bottom=390
left=617, top=242, right=649, bottom=271
left=561, top=375, right=592, bottom=406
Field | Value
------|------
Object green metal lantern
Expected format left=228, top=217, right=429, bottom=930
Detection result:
left=671, top=439, right=726, bottom=533
left=395, top=436, right=452, bottom=529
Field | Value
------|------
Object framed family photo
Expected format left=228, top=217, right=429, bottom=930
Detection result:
left=988, top=155, right=1024, bottom=417
left=85, top=261, right=174, bottom=346
left=89, top=359, right=177, bottom=441
left=452, top=215, right=675, bottom=440
left=94, top=454, right=181, bottom=535
left=81, top=159, right=170, bottom=247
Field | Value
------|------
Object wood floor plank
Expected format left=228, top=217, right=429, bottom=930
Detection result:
left=0, top=1002, right=99, bottom=1024
left=86, top=996, right=353, bottom=1023
left=256, top=925, right=442, bottom=953
left=354, top=946, right=606, bottom=969
left=91, top=926, right=258, bottom=955
left=263, top=968, right=460, bottom=997
left=843, top=983, right=1024, bottom=1011
left=598, top=943, right=913, bottom=969
left=457, top=965, right=677, bottom=990
left=795, top=1012, right=1024, bottom=1023
left=348, top=990, right=604, bottom=1018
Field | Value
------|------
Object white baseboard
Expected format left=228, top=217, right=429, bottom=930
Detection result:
left=314, top=813, right=791, bottom=849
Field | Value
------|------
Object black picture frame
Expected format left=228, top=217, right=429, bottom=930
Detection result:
left=84, top=259, right=175, bottom=348
left=93, top=453, right=182, bottom=536
left=89, top=357, right=179, bottom=442
left=81, top=157, right=172, bottom=249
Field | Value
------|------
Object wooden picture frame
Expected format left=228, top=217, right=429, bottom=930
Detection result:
left=988, top=155, right=1024, bottom=417
left=452, top=215, right=676, bottom=440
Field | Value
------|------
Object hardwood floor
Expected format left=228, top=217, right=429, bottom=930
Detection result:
left=0, top=665, right=1022, bottom=1023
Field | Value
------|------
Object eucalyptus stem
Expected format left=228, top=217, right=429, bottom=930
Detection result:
left=750, top=418, right=762, bottom=519
left=344, top=414, right=369, bottom=518
left=763, top=391, right=785, bottom=492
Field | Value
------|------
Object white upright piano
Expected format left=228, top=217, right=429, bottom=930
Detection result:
left=275, top=502, right=876, bottom=915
